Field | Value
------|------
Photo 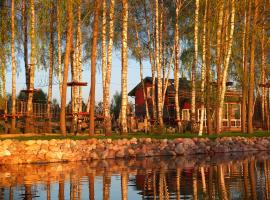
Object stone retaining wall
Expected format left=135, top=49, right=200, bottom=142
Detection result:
left=0, top=137, right=270, bottom=164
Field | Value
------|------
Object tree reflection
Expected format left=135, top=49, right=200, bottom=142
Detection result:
left=0, top=155, right=269, bottom=200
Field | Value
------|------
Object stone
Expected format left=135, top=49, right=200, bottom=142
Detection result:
left=175, top=143, right=185, bottom=155
left=0, top=150, right=11, bottom=157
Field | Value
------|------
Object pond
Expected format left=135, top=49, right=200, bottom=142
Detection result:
left=0, top=152, right=269, bottom=199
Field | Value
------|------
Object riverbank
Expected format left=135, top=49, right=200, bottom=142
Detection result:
left=0, top=136, right=270, bottom=164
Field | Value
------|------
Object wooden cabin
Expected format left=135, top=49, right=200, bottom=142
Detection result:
left=128, top=77, right=242, bottom=132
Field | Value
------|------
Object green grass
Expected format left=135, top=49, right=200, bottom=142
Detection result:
left=1, top=131, right=270, bottom=141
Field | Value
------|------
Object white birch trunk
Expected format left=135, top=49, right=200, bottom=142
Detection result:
left=199, top=0, right=207, bottom=136
left=218, top=0, right=235, bottom=134
left=121, top=0, right=128, bottom=134
left=11, top=0, right=16, bottom=132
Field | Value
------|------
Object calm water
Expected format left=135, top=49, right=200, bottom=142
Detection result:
left=0, top=152, right=270, bottom=200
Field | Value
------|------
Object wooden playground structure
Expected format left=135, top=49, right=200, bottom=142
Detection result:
left=0, top=99, right=93, bottom=134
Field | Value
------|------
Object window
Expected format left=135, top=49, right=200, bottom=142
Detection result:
left=222, top=103, right=229, bottom=127
left=182, top=109, right=190, bottom=121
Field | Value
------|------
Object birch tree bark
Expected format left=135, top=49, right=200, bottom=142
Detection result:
left=26, top=0, right=36, bottom=133
left=102, top=0, right=107, bottom=90
left=174, top=0, right=181, bottom=132
left=134, top=20, right=150, bottom=123
left=217, top=0, right=235, bottom=134
left=47, top=0, right=54, bottom=133
left=57, top=0, right=62, bottom=96
left=205, top=0, right=213, bottom=135
left=155, top=0, right=164, bottom=128
left=241, top=0, right=251, bottom=133
left=215, top=1, right=224, bottom=134
left=89, top=0, right=100, bottom=135
left=11, top=0, right=16, bottom=132
left=199, top=0, right=208, bottom=136
left=22, top=0, right=29, bottom=90
left=260, top=4, right=267, bottom=129
left=103, top=0, right=115, bottom=136
left=192, top=0, right=199, bottom=133
left=120, top=0, right=128, bottom=134
left=60, top=0, right=73, bottom=136
left=248, top=0, right=259, bottom=134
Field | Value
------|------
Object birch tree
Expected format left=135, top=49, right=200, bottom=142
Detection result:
left=174, top=0, right=181, bottom=132
left=60, top=0, right=73, bottom=136
left=26, top=0, right=36, bottom=133
left=11, top=0, right=16, bottom=132
left=120, top=0, right=129, bottom=134
left=216, top=0, right=235, bottom=134
left=192, top=0, right=199, bottom=133
left=103, top=0, right=115, bottom=136
left=248, top=0, right=259, bottom=134
left=89, top=0, right=100, bottom=135
left=47, top=0, right=54, bottom=133
left=155, top=0, right=164, bottom=128
left=199, top=0, right=207, bottom=136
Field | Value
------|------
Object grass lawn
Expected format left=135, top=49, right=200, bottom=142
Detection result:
left=0, top=131, right=270, bottom=141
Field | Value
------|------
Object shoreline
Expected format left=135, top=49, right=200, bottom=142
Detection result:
left=0, top=136, right=270, bottom=164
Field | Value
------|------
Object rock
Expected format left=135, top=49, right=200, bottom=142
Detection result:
left=0, top=150, right=11, bottom=157
left=175, top=143, right=185, bottom=155
left=116, top=150, right=125, bottom=158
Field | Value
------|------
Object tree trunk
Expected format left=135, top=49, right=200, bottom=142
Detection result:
left=215, top=1, right=224, bottom=134
left=261, top=5, right=267, bottom=130
left=218, top=0, right=235, bottom=135
left=134, top=18, right=150, bottom=129
left=120, top=0, right=128, bottom=134
left=77, top=1, right=83, bottom=114
left=174, top=0, right=181, bottom=132
left=57, top=0, right=62, bottom=96
left=241, top=0, right=251, bottom=133
left=102, top=0, right=107, bottom=90
left=199, top=0, right=207, bottom=136
left=25, top=0, right=36, bottom=133
left=47, top=0, right=54, bottom=133
left=11, top=0, right=16, bottom=133
left=248, top=0, right=259, bottom=134
left=155, top=0, right=164, bottom=129
left=192, top=0, right=199, bottom=133
left=22, top=0, right=29, bottom=90
left=60, top=0, right=73, bottom=136
left=89, top=0, right=100, bottom=135
left=205, top=1, right=213, bottom=135
left=103, top=0, right=115, bottom=136
left=143, top=2, right=156, bottom=121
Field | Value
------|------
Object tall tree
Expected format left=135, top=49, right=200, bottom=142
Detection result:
left=155, top=0, right=164, bottom=129
left=120, top=0, right=129, bottom=134
left=103, top=0, right=115, bottom=136
left=89, top=0, right=101, bottom=135
left=11, top=0, right=16, bottom=132
left=241, top=0, right=251, bottom=133
left=216, top=0, right=235, bottom=134
left=191, top=0, right=199, bottom=133
left=57, top=0, right=62, bottom=96
left=47, top=0, right=54, bottom=133
left=199, top=0, right=207, bottom=136
left=60, top=0, right=73, bottom=136
left=248, top=0, right=259, bottom=134
left=174, top=0, right=181, bottom=132
left=26, top=0, right=36, bottom=133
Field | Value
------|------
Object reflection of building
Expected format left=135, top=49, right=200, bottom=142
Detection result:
left=128, top=77, right=242, bottom=131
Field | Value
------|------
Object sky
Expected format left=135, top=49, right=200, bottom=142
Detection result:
left=5, top=50, right=165, bottom=105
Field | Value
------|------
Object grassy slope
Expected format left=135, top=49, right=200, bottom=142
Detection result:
left=1, top=131, right=270, bottom=141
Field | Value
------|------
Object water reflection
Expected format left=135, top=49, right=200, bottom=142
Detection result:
left=0, top=152, right=270, bottom=199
